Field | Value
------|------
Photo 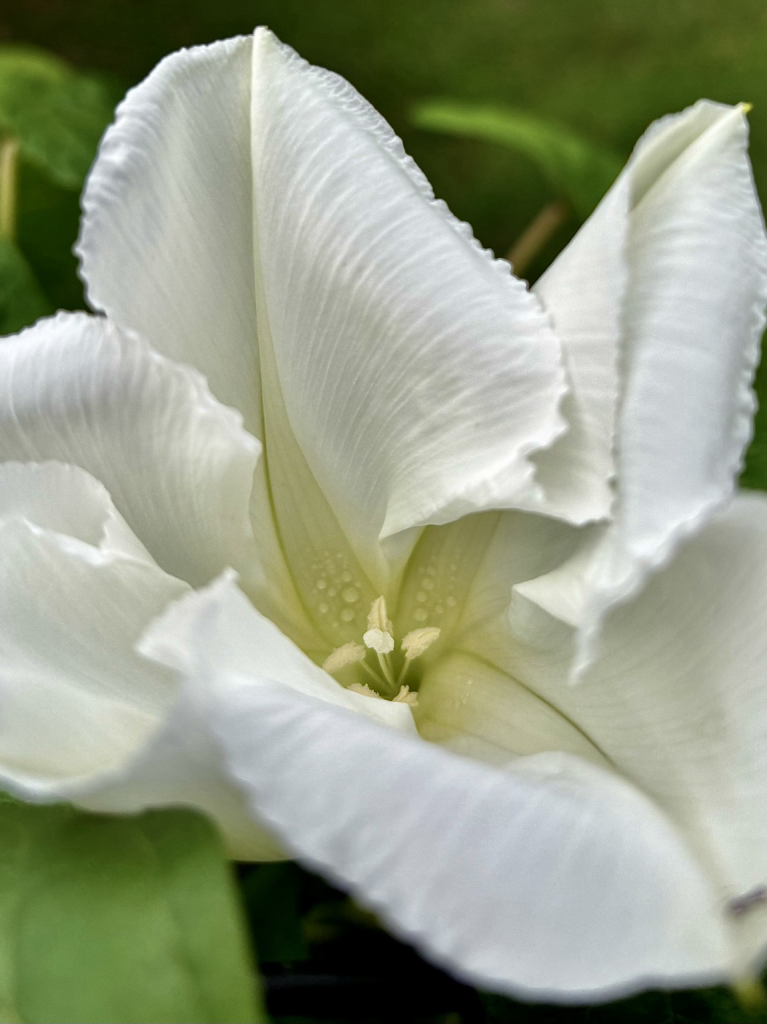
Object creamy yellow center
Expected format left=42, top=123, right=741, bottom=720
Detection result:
left=321, top=594, right=440, bottom=703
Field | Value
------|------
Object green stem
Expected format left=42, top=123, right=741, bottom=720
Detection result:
left=0, top=137, right=19, bottom=241
left=506, top=199, right=569, bottom=277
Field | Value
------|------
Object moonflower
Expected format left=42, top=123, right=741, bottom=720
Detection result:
left=1, top=25, right=767, bottom=1003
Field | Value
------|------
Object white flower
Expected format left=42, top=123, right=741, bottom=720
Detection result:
left=1, top=25, right=767, bottom=1003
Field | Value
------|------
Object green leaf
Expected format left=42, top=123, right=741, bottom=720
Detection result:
left=412, top=100, right=622, bottom=220
left=0, top=46, right=116, bottom=190
left=0, top=802, right=266, bottom=1024
left=0, top=235, right=51, bottom=335
left=16, top=160, right=88, bottom=312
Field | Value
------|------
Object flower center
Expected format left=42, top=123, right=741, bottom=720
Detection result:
left=322, top=595, right=440, bottom=705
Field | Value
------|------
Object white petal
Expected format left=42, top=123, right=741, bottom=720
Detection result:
left=508, top=493, right=767, bottom=975
left=0, top=473, right=281, bottom=858
left=578, top=102, right=767, bottom=670
left=250, top=29, right=565, bottom=576
left=0, top=460, right=151, bottom=561
left=533, top=100, right=767, bottom=550
left=72, top=660, right=284, bottom=862
left=0, top=507, right=278, bottom=858
left=0, top=468, right=187, bottom=791
left=77, top=36, right=261, bottom=433
left=0, top=313, right=261, bottom=590
left=530, top=179, right=629, bottom=522
left=213, top=680, right=730, bottom=999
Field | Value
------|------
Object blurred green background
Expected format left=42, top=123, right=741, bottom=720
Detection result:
left=3, top=0, right=767, bottom=269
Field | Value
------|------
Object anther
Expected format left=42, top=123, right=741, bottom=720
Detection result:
left=322, top=642, right=366, bottom=674
left=367, top=595, right=393, bottom=634
left=401, top=627, right=441, bottom=660
left=348, top=682, right=381, bottom=699
left=393, top=685, right=418, bottom=707
left=396, top=626, right=441, bottom=685
left=347, top=682, right=418, bottom=708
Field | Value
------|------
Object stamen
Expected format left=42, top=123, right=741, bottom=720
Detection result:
left=348, top=682, right=382, bottom=700
left=401, top=627, right=441, bottom=660
left=367, top=595, right=393, bottom=634
left=392, top=685, right=418, bottom=707
left=358, top=658, right=388, bottom=687
left=396, top=626, right=441, bottom=685
left=322, top=642, right=366, bottom=674
left=323, top=595, right=436, bottom=704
